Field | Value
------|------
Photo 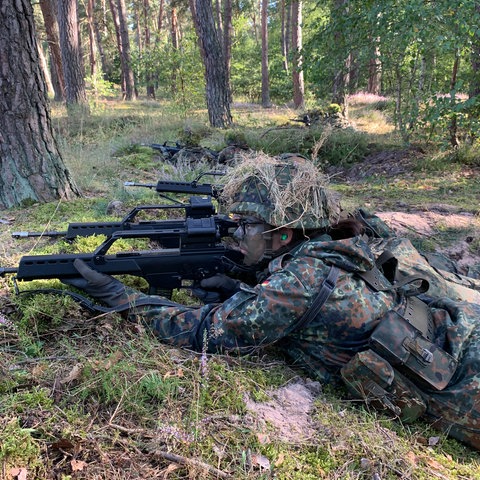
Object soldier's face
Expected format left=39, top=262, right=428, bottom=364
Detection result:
left=233, top=216, right=268, bottom=265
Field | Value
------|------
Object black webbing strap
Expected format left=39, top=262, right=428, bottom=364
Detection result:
left=292, top=265, right=340, bottom=332
left=17, top=288, right=182, bottom=314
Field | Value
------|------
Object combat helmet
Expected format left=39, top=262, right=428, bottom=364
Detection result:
left=221, top=152, right=340, bottom=230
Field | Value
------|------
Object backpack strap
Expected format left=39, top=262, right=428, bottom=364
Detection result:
left=291, top=265, right=340, bottom=332
left=355, top=249, right=433, bottom=339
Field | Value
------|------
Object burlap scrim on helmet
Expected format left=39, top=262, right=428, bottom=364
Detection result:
left=221, top=152, right=340, bottom=229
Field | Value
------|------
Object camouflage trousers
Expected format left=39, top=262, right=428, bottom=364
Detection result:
left=425, top=299, right=480, bottom=450
left=369, top=237, right=480, bottom=304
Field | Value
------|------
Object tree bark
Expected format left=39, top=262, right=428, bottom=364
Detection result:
left=280, top=0, right=289, bottom=72
left=170, top=5, right=179, bottom=95
left=157, top=0, right=165, bottom=37
left=470, top=3, right=480, bottom=98
left=367, top=43, right=381, bottom=95
left=37, top=42, right=55, bottom=98
left=449, top=51, right=460, bottom=148
left=108, top=0, right=126, bottom=94
left=215, top=0, right=223, bottom=38
left=39, top=0, right=65, bottom=101
left=0, top=0, right=80, bottom=208
left=86, top=0, right=98, bottom=77
left=191, top=0, right=232, bottom=127
left=223, top=0, right=233, bottom=103
left=261, top=0, right=271, bottom=107
left=116, top=0, right=137, bottom=100
left=291, top=0, right=304, bottom=109
left=57, top=0, right=89, bottom=114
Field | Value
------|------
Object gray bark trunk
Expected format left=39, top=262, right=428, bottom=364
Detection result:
left=193, top=0, right=232, bottom=127
left=57, top=0, right=89, bottom=114
left=39, top=0, right=65, bottom=101
left=0, top=0, right=80, bottom=208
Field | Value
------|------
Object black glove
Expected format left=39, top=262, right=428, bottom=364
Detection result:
left=62, top=259, right=132, bottom=307
left=191, top=274, right=241, bottom=303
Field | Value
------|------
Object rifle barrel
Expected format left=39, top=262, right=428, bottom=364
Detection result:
left=0, top=267, right=18, bottom=276
left=12, top=231, right=67, bottom=238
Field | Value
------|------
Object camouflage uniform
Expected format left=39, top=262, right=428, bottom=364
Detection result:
left=126, top=158, right=480, bottom=450
left=127, top=229, right=480, bottom=450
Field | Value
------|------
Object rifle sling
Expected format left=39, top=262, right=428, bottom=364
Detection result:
left=17, top=288, right=182, bottom=314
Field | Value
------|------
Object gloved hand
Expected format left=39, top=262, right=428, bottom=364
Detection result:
left=191, top=274, right=241, bottom=303
left=62, top=259, right=134, bottom=307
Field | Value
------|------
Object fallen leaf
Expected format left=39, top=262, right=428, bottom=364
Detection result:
left=250, top=452, right=271, bottom=470
left=50, top=438, right=75, bottom=450
left=274, top=452, right=285, bottom=467
left=9, top=468, right=27, bottom=480
left=426, top=457, right=446, bottom=471
left=162, top=463, right=179, bottom=478
left=406, top=451, right=417, bottom=466
left=31, top=364, right=46, bottom=378
left=103, top=351, right=123, bottom=370
left=60, top=363, right=83, bottom=384
left=256, top=433, right=270, bottom=444
left=71, top=459, right=87, bottom=472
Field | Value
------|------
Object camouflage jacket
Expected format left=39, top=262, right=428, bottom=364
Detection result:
left=128, top=231, right=480, bottom=449
left=130, top=234, right=399, bottom=382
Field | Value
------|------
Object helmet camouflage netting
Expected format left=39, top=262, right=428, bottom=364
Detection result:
left=221, top=152, right=341, bottom=229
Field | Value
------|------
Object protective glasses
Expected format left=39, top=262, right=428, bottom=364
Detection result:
left=236, top=217, right=266, bottom=235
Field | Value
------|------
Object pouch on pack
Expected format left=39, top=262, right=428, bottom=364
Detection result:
left=341, top=349, right=427, bottom=422
left=370, top=310, right=457, bottom=391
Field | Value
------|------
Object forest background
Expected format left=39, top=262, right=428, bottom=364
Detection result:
left=1, top=0, right=480, bottom=478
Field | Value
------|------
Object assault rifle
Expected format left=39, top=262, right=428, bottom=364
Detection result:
left=150, top=142, right=219, bottom=161
left=2, top=173, right=249, bottom=302
left=150, top=141, right=184, bottom=158
left=12, top=174, right=225, bottom=242
left=1, top=213, right=246, bottom=298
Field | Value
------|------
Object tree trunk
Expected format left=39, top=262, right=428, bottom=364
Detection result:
left=37, top=42, right=55, bottom=97
left=143, top=0, right=155, bottom=98
left=157, top=0, right=165, bottom=37
left=0, top=0, right=80, bottom=208
left=223, top=0, right=233, bottom=103
left=331, top=0, right=350, bottom=114
left=57, top=0, right=89, bottom=115
left=367, top=42, right=381, bottom=95
left=94, top=10, right=109, bottom=79
left=116, top=0, right=137, bottom=100
left=170, top=6, right=179, bottom=95
left=261, top=0, right=271, bottom=107
left=86, top=0, right=98, bottom=77
left=39, top=0, right=65, bottom=101
left=108, top=0, right=126, bottom=95
left=291, top=0, right=304, bottom=109
left=449, top=51, right=460, bottom=148
left=191, top=0, right=232, bottom=127
left=215, top=0, right=223, bottom=38
left=280, top=0, right=289, bottom=72
left=470, top=3, right=480, bottom=98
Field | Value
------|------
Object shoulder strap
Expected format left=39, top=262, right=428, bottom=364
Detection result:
left=291, top=265, right=340, bottom=332
left=17, top=288, right=182, bottom=314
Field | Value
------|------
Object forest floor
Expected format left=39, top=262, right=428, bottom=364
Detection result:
left=1, top=101, right=480, bottom=479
